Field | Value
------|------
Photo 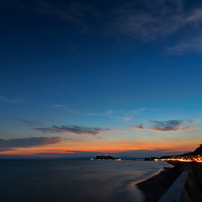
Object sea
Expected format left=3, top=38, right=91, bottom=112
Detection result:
left=0, top=160, right=170, bottom=202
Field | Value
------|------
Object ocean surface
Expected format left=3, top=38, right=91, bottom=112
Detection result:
left=0, top=160, right=170, bottom=202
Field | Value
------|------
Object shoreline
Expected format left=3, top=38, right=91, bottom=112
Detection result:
left=136, top=161, right=184, bottom=202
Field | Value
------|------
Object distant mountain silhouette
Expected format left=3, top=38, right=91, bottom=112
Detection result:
left=193, top=144, right=202, bottom=155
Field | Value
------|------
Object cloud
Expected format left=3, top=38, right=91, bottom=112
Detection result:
left=122, top=115, right=133, bottom=121
left=130, top=108, right=147, bottom=114
left=0, top=137, right=62, bottom=152
left=110, top=0, right=202, bottom=53
left=15, top=118, right=117, bottom=136
left=35, top=125, right=119, bottom=136
left=71, top=111, right=95, bottom=116
left=53, top=107, right=146, bottom=121
left=167, top=34, right=202, bottom=53
left=183, top=8, right=202, bottom=24
left=135, top=124, right=144, bottom=129
left=100, top=110, right=133, bottom=121
left=14, top=118, right=44, bottom=126
left=130, top=120, right=199, bottom=132
left=4, top=0, right=202, bottom=53
left=0, top=96, right=24, bottom=103
left=53, top=105, right=95, bottom=116
left=0, top=148, right=16, bottom=152
left=54, top=105, right=67, bottom=108
left=111, top=0, right=185, bottom=41
left=101, top=108, right=148, bottom=121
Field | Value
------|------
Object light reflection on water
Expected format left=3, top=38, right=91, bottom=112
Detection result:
left=0, top=160, right=168, bottom=202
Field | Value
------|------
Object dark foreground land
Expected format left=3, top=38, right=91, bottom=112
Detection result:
left=136, top=161, right=185, bottom=202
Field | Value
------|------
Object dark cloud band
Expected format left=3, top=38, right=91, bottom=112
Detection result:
left=0, top=137, right=62, bottom=152
left=35, top=125, right=118, bottom=136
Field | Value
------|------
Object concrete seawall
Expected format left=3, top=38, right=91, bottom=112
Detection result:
left=158, top=164, right=201, bottom=202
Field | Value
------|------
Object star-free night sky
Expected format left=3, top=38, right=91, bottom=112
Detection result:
left=1, top=0, right=202, bottom=158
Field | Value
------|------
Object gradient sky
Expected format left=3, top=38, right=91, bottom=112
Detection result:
left=1, top=0, right=202, bottom=158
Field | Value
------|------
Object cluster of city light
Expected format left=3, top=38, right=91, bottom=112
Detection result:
left=153, top=145, right=202, bottom=163
left=154, top=155, right=202, bottom=162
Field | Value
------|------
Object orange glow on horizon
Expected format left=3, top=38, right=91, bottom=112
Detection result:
left=0, top=132, right=201, bottom=157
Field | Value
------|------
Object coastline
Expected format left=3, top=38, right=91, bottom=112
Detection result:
left=136, top=161, right=183, bottom=202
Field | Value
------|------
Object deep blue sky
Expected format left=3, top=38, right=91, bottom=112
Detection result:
left=0, top=0, right=202, bottom=158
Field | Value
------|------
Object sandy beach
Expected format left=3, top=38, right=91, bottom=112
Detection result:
left=136, top=161, right=184, bottom=202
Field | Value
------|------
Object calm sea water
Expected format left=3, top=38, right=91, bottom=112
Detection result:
left=0, top=160, right=170, bottom=202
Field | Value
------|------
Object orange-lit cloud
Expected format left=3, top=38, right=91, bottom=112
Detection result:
left=130, top=125, right=199, bottom=132
left=130, top=120, right=200, bottom=132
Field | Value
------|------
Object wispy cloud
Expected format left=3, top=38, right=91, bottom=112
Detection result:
left=54, top=105, right=67, bottom=108
left=110, top=0, right=202, bottom=53
left=111, top=0, right=185, bottom=41
left=14, top=118, right=44, bottom=127
left=122, top=115, right=133, bottom=121
left=130, top=120, right=200, bottom=132
left=53, top=106, right=147, bottom=120
left=35, top=125, right=120, bottom=136
left=130, top=108, right=147, bottom=114
left=70, top=111, right=95, bottom=116
left=0, top=96, right=24, bottom=103
left=14, top=118, right=117, bottom=136
left=101, top=108, right=147, bottom=121
left=53, top=105, right=95, bottom=116
left=100, top=110, right=133, bottom=121
left=4, top=0, right=202, bottom=53
left=167, top=34, right=202, bottom=54
left=0, top=137, right=62, bottom=152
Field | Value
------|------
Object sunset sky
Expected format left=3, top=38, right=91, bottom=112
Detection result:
left=1, top=0, right=202, bottom=158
